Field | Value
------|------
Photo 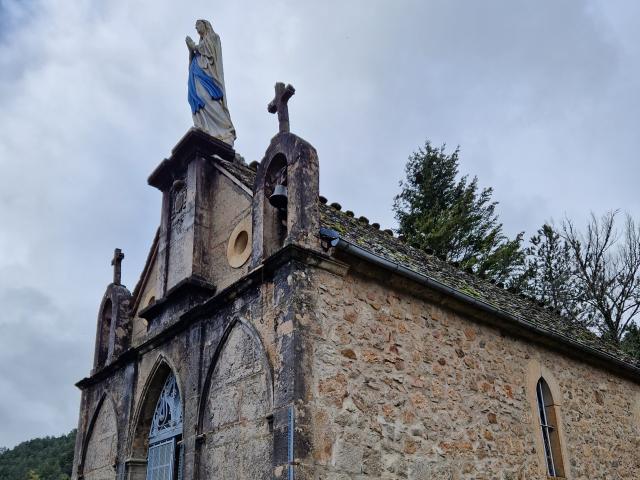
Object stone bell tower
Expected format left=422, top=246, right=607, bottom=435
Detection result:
left=92, top=249, right=132, bottom=374
left=252, top=82, right=321, bottom=266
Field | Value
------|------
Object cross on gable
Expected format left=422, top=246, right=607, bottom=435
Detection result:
left=111, top=248, right=124, bottom=285
left=268, top=82, right=296, bottom=133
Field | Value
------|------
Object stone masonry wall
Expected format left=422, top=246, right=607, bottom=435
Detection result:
left=306, top=267, right=640, bottom=479
left=199, top=322, right=272, bottom=479
left=73, top=254, right=310, bottom=480
left=82, top=398, right=118, bottom=480
left=127, top=280, right=277, bottom=480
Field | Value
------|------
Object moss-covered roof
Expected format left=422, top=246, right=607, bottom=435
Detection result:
left=216, top=156, right=257, bottom=192
left=218, top=157, right=640, bottom=372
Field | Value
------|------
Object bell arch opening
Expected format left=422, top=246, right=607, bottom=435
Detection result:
left=96, top=299, right=113, bottom=368
left=263, top=153, right=288, bottom=257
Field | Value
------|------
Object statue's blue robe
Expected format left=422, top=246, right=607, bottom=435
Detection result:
left=188, top=54, right=223, bottom=114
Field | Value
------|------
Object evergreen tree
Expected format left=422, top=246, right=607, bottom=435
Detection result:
left=393, top=141, right=525, bottom=283
left=621, top=324, right=640, bottom=359
left=521, top=224, right=584, bottom=321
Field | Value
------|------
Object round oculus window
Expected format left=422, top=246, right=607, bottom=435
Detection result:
left=227, top=219, right=252, bottom=268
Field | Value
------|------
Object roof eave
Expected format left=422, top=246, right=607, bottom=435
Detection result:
left=326, top=233, right=640, bottom=383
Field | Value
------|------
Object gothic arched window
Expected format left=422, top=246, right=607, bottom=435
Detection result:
left=146, top=373, right=183, bottom=480
left=536, top=377, right=565, bottom=478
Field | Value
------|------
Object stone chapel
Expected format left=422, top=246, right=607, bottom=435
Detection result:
left=71, top=52, right=640, bottom=480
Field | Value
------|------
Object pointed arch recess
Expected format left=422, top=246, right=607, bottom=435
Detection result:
left=81, top=392, right=118, bottom=480
left=197, top=318, right=274, bottom=432
left=197, top=318, right=274, bottom=479
left=128, top=354, right=184, bottom=461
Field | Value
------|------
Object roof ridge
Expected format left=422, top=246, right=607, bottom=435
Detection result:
left=130, top=227, right=160, bottom=312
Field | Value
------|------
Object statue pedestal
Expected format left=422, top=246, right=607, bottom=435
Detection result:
left=148, top=128, right=235, bottom=189
left=147, top=129, right=235, bottom=315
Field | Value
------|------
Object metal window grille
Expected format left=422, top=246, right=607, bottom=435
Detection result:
left=536, top=379, right=557, bottom=477
left=149, top=374, right=183, bottom=443
left=146, top=373, right=183, bottom=480
left=146, top=438, right=175, bottom=480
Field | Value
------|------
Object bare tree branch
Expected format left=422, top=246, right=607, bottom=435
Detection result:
left=561, top=211, right=640, bottom=343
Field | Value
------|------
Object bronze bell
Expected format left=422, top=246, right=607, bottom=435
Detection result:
left=269, top=184, right=288, bottom=210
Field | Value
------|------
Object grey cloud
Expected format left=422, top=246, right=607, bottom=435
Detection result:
left=0, top=283, right=89, bottom=447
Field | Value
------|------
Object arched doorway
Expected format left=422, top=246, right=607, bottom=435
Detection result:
left=146, top=372, right=183, bottom=480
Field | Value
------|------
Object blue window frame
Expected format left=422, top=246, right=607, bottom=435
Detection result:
left=147, top=438, right=175, bottom=480
left=146, top=373, right=183, bottom=480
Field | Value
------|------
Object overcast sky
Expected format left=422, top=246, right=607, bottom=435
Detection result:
left=1, top=0, right=639, bottom=448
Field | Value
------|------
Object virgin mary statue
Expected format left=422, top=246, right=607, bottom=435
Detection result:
left=186, top=19, right=236, bottom=146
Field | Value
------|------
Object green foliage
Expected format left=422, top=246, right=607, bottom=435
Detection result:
left=393, top=141, right=525, bottom=283
left=392, top=141, right=640, bottom=359
left=621, top=324, right=640, bottom=359
left=0, top=430, right=76, bottom=480
left=520, top=224, right=585, bottom=321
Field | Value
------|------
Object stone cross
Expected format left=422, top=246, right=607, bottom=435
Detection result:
left=268, top=82, right=296, bottom=133
left=111, top=248, right=124, bottom=285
